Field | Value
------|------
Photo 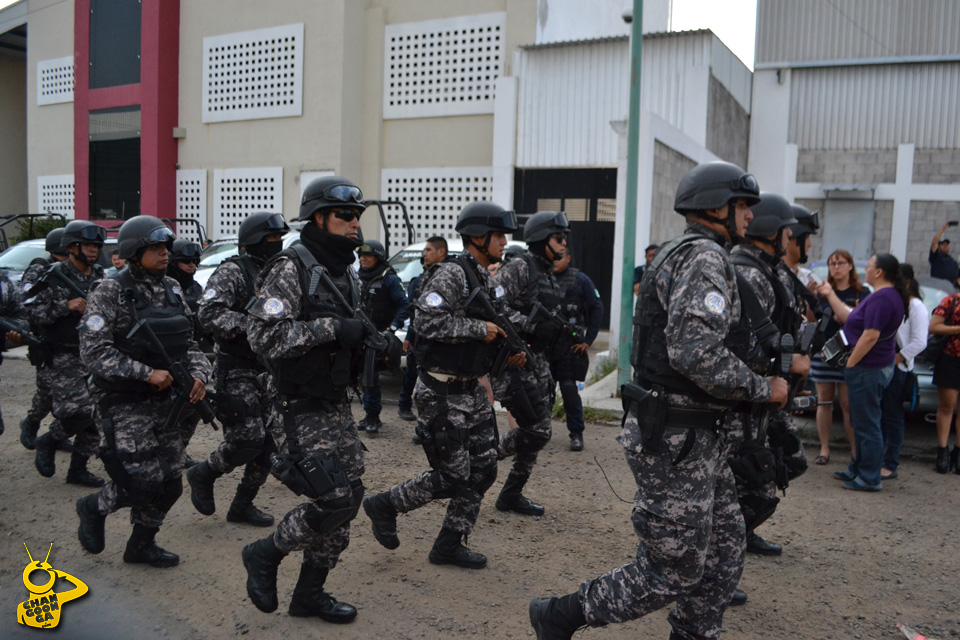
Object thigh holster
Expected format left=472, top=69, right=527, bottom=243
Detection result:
left=304, top=479, right=365, bottom=534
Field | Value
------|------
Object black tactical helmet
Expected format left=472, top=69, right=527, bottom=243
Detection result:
left=45, top=228, right=66, bottom=254
left=674, top=161, right=761, bottom=214
left=523, top=211, right=570, bottom=244
left=239, top=211, right=290, bottom=246
left=745, top=193, right=798, bottom=238
left=298, top=176, right=365, bottom=221
left=61, top=220, right=106, bottom=248
left=357, top=239, right=387, bottom=262
left=170, top=239, right=202, bottom=262
left=455, top=202, right=519, bottom=237
left=789, top=203, right=820, bottom=237
left=117, top=215, right=176, bottom=260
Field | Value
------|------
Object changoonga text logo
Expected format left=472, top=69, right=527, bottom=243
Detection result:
left=17, top=543, right=89, bottom=629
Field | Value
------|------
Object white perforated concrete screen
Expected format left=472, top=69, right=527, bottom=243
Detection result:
left=202, top=23, right=304, bottom=124
left=383, top=12, right=505, bottom=119
left=37, top=56, right=74, bottom=106
left=176, top=170, right=207, bottom=243
left=381, top=168, right=494, bottom=242
left=37, top=175, right=75, bottom=218
left=212, top=168, right=283, bottom=239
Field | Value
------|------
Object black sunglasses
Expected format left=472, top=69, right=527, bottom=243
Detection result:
left=333, top=210, right=362, bottom=222
left=551, top=232, right=568, bottom=243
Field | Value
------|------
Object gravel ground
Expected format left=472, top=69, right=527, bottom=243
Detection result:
left=1, top=356, right=959, bottom=640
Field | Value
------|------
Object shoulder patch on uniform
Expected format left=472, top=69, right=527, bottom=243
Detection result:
left=85, top=314, right=105, bottom=331
left=171, top=284, right=183, bottom=298
left=704, top=292, right=726, bottom=315
left=425, top=292, right=444, bottom=307
left=203, top=288, right=216, bottom=300
left=263, top=297, right=285, bottom=316
left=495, top=286, right=505, bottom=299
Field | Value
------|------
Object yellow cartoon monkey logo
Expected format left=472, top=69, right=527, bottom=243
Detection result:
left=17, top=543, right=88, bottom=629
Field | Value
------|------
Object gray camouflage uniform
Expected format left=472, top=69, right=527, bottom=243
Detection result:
left=491, top=254, right=554, bottom=477
left=385, top=254, right=499, bottom=535
left=198, top=259, right=275, bottom=492
left=246, top=257, right=364, bottom=569
left=25, top=260, right=104, bottom=459
left=79, top=268, right=211, bottom=527
left=1, top=270, right=25, bottom=435
left=20, top=261, right=55, bottom=428
left=579, top=223, right=771, bottom=640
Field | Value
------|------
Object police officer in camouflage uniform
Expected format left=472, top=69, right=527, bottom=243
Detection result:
left=29, top=220, right=106, bottom=487
left=529, top=161, right=789, bottom=640
left=19, top=227, right=69, bottom=450
left=166, top=239, right=209, bottom=467
left=241, top=176, right=368, bottom=623
left=75, top=215, right=211, bottom=568
left=729, top=193, right=810, bottom=567
left=189, top=212, right=290, bottom=527
left=1, top=269, right=27, bottom=436
left=356, top=239, right=408, bottom=435
left=492, top=210, right=570, bottom=516
left=363, top=202, right=522, bottom=569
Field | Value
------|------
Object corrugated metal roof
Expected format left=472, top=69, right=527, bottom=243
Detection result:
left=519, top=29, right=710, bottom=51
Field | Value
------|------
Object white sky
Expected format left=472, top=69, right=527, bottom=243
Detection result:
left=0, top=0, right=758, bottom=68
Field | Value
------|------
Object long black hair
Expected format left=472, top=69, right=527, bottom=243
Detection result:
left=874, top=253, right=910, bottom=318
left=900, top=263, right=921, bottom=299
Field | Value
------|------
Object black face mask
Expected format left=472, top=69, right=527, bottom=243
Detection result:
left=300, top=222, right=361, bottom=276
left=246, top=239, right=284, bottom=263
left=167, top=262, right=196, bottom=287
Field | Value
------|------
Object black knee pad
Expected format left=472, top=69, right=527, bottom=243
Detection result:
left=222, top=438, right=264, bottom=467
left=516, top=429, right=550, bottom=454
left=304, top=479, right=364, bottom=534
left=157, top=478, right=184, bottom=513
left=471, top=462, right=498, bottom=496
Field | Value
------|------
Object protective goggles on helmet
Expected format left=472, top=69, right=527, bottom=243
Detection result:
left=74, top=225, right=108, bottom=244
left=808, top=210, right=821, bottom=230
left=142, top=225, right=176, bottom=247
left=262, top=213, right=288, bottom=229
left=174, top=244, right=202, bottom=260
left=357, top=244, right=378, bottom=255
left=303, top=184, right=364, bottom=207
left=730, top=173, right=759, bottom=195
left=494, top=209, right=520, bottom=231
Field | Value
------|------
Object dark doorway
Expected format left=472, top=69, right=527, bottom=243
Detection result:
left=514, top=168, right=617, bottom=329
left=89, top=138, right=140, bottom=220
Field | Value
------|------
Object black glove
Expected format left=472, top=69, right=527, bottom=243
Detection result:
left=336, top=318, right=365, bottom=348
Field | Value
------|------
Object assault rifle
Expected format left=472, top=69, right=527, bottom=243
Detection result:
left=0, top=316, right=43, bottom=346
left=125, top=318, right=218, bottom=427
left=464, top=287, right=534, bottom=378
left=314, top=269, right=388, bottom=388
left=24, top=262, right=89, bottom=301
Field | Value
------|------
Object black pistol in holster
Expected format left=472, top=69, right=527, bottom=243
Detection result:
left=125, top=318, right=217, bottom=428
left=313, top=269, right=388, bottom=389
left=270, top=452, right=347, bottom=500
left=621, top=380, right=668, bottom=454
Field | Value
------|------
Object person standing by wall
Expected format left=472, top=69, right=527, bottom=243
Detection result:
left=929, top=221, right=959, bottom=282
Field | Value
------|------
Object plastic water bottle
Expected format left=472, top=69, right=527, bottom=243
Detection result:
left=577, top=382, right=585, bottom=391
left=898, top=623, right=931, bottom=640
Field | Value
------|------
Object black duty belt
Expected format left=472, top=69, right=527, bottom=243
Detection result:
left=418, top=371, right=478, bottom=395
left=663, top=407, right=726, bottom=431
left=281, top=397, right=335, bottom=416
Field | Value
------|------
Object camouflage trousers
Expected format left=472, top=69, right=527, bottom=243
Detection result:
left=388, top=376, right=498, bottom=536
left=92, top=390, right=185, bottom=529
left=493, top=352, right=553, bottom=480
left=207, top=367, right=275, bottom=493
left=271, top=399, right=364, bottom=569
left=26, top=364, right=53, bottom=425
left=579, top=412, right=746, bottom=640
left=46, top=353, right=99, bottom=459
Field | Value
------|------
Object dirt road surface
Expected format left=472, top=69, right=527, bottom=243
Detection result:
left=2, top=357, right=959, bottom=639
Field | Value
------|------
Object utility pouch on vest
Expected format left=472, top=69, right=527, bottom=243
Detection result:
left=27, top=342, right=52, bottom=367
left=728, top=444, right=778, bottom=490
left=270, top=453, right=347, bottom=500
left=505, top=369, right=538, bottom=424
left=621, top=381, right=667, bottom=454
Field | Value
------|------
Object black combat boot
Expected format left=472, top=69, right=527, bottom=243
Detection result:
left=428, top=527, right=487, bottom=569
left=20, top=416, right=40, bottom=450
left=729, top=588, right=748, bottom=606
left=951, top=446, right=960, bottom=475
left=935, top=446, right=950, bottom=474
left=76, top=494, right=106, bottom=554
left=496, top=472, right=545, bottom=516
left=227, top=486, right=275, bottom=527
left=242, top=535, right=287, bottom=613
left=745, top=531, right=782, bottom=556
left=362, top=492, right=400, bottom=550
left=122, top=524, right=179, bottom=568
left=183, top=455, right=199, bottom=469
left=529, top=593, right=587, bottom=640
left=364, top=413, right=382, bottom=435
left=288, top=563, right=358, bottom=623
left=55, top=429, right=73, bottom=452
left=186, top=460, right=222, bottom=515
left=66, top=452, right=105, bottom=487
left=34, top=432, right=59, bottom=478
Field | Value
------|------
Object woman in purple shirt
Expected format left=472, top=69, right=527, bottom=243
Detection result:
left=821, top=254, right=907, bottom=491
